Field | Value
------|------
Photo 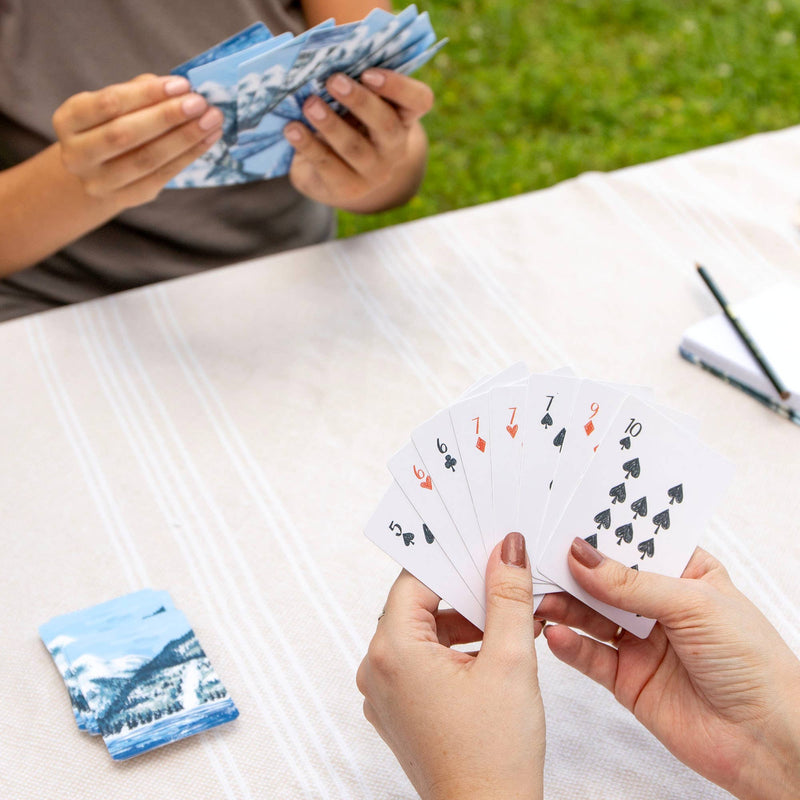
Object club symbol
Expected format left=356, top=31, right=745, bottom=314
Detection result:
left=475, top=436, right=486, bottom=452
left=420, top=475, right=432, bottom=490
left=668, top=484, right=683, bottom=505
left=615, top=523, right=633, bottom=545
left=637, top=538, right=655, bottom=559
left=619, top=436, right=631, bottom=450
left=444, top=454, right=457, bottom=472
left=652, top=509, right=670, bottom=534
left=609, top=483, right=626, bottom=504
left=540, top=412, right=553, bottom=429
left=584, top=533, right=598, bottom=548
left=423, top=523, right=435, bottom=544
left=630, top=496, right=648, bottom=519
left=594, top=509, right=611, bottom=530
left=552, top=427, right=566, bottom=451
left=623, top=458, right=641, bottom=479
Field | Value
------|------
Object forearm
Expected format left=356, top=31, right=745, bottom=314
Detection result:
left=0, top=143, right=121, bottom=275
left=336, top=121, right=428, bottom=214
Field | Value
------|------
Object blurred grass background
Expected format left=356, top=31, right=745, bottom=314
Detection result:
left=338, top=0, right=800, bottom=237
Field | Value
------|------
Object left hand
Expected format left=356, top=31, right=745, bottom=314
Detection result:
left=284, top=68, right=433, bottom=211
left=356, top=533, right=546, bottom=800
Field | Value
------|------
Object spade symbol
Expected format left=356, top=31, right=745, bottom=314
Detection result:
left=402, top=531, right=415, bottom=547
left=652, top=509, right=670, bottom=534
left=668, top=484, right=684, bottom=505
left=637, top=538, right=655, bottom=559
left=619, top=436, right=631, bottom=450
left=593, top=509, right=611, bottom=530
left=615, top=523, right=633, bottom=545
left=630, top=496, right=648, bottom=519
left=552, top=427, right=566, bottom=451
left=541, top=412, right=553, bottom=429
left=630, top=564, right=639, bottom=571
left=584, top=534, right=598, bottom=548
left=623, top=458, right=641, bottom=479
left=609, top=483, right=626, bottom=504
left=423, top=523, right=435, bottom=544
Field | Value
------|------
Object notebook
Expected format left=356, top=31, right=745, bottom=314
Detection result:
left=679, top=283, right=800, bottom=425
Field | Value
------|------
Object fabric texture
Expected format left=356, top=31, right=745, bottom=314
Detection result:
left=0, top=0, right=335, bottom=321
left=1, top=127, right=799, bottom=799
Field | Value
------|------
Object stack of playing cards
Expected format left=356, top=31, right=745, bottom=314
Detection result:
left=39, top=590, right=238, bottom=760
left=167, top=5, right=445, bottom=188
left=366, top=365, right=734, bottom=638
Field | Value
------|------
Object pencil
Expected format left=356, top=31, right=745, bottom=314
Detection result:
left=695, top=263, right=790, bottom=401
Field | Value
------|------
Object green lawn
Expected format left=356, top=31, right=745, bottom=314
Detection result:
left=338, top=0, right=800, bottom=237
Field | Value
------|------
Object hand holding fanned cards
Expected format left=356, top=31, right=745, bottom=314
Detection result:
left=167, top=6, right=445, bottom=188
left=39, top=590, right=237, bottom=760
left=365, top=365, right=733, bottom=638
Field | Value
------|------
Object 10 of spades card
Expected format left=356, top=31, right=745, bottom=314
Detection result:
left=365, top=365, right=733, bottom=639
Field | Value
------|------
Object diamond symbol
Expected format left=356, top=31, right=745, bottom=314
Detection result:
left=476, top=437, right=486, bottom=452
left=584, top=420, right=595, bottom=436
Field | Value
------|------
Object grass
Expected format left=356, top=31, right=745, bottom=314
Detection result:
left=337, top=0, right=800, bottom=237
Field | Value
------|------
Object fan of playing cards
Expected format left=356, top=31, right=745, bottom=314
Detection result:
left=366, top=364, right=734, bottom=638
left=167, top=5, right=445, bottom=188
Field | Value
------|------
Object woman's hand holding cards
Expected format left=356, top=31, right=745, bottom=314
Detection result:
left=285, top=68, right=432, bottom=212
left=53, top=73, right=224, bottom=210
left=357, top=533, right=545, bottom=800
left=538, top=542, right=800, bottom=800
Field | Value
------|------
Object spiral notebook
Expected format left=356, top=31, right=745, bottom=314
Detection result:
left=679, top=283, right=799, bottom=424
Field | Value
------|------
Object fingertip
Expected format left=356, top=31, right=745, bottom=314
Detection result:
left=361, top=69, right=386, bottom=88
left=164, top=76, right=191, bottom=96
left=284, top=123, right=305, bottom=144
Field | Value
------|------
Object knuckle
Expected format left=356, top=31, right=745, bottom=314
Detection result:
left=131, top=146, right=159, bottom=174
left=608, top=563, right=641, bottom=595
left=96, top=87, right=123, bottom=120
left=418, top=84, right=435, bottom=113
left=342, top=137, right=368, bottom=163
left=81, top=177, right=105, bottom=199
left=103, top=120, right=133, bottom=151
left=489, top=578, right=533, bottom=609
left=355, top=659, right=368, bottom=696
left=58, top=143, right=80, bottom=173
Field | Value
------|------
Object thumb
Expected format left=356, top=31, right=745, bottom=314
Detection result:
left=480, top=532, right=536, bottom=663
left=568, top=536, right=687, bottom=623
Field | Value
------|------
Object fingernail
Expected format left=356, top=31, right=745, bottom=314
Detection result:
left=164, top=77, right=190, bottom=96
left=204, top=128, right=222, bottom=145
left=181, top=94, right=207, bottom=116
left=305, top=98, right=327, bottom=122
left=198, top=107, right=222, bottom=130
left=330, top=73, right=351, bottom=95
left=284, top=124, right=303, bottom=144
left=501, top=531, right=526, bottom=568
left=571, top=537, right=605, bottom=568
left=361, top=69, right=385, bottom=88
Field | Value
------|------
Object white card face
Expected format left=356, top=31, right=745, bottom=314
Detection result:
left=538, top=396, right=733, bottom=638
left=388, top=442, right=486, bottom=601
left=517, top=374, right=581, bottom=551
left=488, top=384, right=527, bottom=550
left=411, top=410, right=486, bottom=573
left=364, top=483, right=486, bottom=630
left=535, top=380, right=629, bottom=556
left=459, top=362, right=528, bottom=400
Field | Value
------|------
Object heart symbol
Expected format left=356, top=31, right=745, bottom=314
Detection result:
left=420, top=475, right=432, bottom=490
left=506, top=424, right=518, bottom=438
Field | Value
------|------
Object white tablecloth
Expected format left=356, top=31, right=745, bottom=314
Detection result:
left=2, top=126, right=799, bottom=799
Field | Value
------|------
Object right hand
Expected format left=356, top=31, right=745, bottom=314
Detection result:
left=52, top=74, right=223, bottom=209
left=537, top=539, right=800, bottom=800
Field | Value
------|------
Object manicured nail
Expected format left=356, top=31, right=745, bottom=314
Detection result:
left=571, top=537, right=604, bottom=568
left=198, top=107, right=222, bottom=130
left=330, top=73, right=352, bottom=95
left=284, top=124, right=303, bottom=144
left=181, top=94, right=207, bottom=116
left=501, top=531, right=526, bottom=568
left=204, top=128, right=222, bottom=145
left=306, top=98, right=327, bottom=122
left=164, top=77, right=191, bottom=96
left=361, top=69, right=385, bottom=88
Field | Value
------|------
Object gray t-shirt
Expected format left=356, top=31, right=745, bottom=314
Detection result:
left=0, top=0, right=336, bottom=321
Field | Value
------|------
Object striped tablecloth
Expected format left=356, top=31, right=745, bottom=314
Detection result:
left=2, top=126, right=799, bottom=799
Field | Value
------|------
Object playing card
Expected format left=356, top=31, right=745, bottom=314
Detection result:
left=61, top=603, right=238, bottom=759
left=488, top=382, right=527, bottom=550
left=171, top=22, right=272, bottom=78
left=365, top=483, right=486, bottom=629
left=410, top=410, right=486, bottom=577
left=388, top=442, right=486, bottom=603
left=393, top=37, right=449, bottom=76
left=538, top=395, right=734, bottom=637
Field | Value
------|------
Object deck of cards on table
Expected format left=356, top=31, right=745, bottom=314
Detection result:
left=167, top=5, right=446, bottom=188
left=39, top=590, right=238, bottom=760
left=365, top=365, right=734, bottom=638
